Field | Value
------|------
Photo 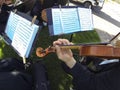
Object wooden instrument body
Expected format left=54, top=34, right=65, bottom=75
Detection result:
left=80, top=45, right=120, bottom=59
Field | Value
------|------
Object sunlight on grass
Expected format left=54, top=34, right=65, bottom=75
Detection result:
left=59, top=84, right=64, bottom=90
left=72, top=30, right=101, bottom=43
left=0, top=40, right=5, bottom=59
left=0, top=48, right=4, bottom=58
left=0, top=39, right=19, bottom=59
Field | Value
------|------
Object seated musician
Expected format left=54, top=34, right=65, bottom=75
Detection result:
left=0, top=0, right=34, bottom=34
left=0, top=58, right=50, bottom=90
left=30, top=0, right=59, bottom=26
left=53, top=38, right=120, bottom=90
left=0, top=58, right=33, bottom=90
left=0, top=0, right=13, bottom=34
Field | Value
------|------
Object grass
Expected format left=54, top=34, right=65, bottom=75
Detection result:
left=0, top=26, right=101, bottom=90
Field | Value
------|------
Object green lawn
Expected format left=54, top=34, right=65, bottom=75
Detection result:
left=0, top=26, right=101, bottom=90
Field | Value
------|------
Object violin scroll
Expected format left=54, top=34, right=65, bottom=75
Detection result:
left=36, top=46, right=55, bottom=57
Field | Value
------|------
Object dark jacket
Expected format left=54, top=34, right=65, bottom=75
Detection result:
left=0, top=58, right=50, bottom=90
left=30, top=0, right=58, bottom=24
left=0, top=4, right=13, bottom=24
left=62, top=58, right=120, bottom=90
left=0, top=4, right=13, bottom=34
left=0, top=58, right=33, bottom=90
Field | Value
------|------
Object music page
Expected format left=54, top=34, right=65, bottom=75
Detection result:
left=5, top=12, right=19, bottom=40
left=77, top=8, right=93, bottom=31
left=6, top=12, right=39, bottom=58
left=52, top=8, right=81, bottom=35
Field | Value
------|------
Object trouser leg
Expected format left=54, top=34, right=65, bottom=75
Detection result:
left=33, top=61, right=50, bottom=90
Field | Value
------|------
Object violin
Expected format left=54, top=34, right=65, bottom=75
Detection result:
left=36, top=44, right=120, bottom=59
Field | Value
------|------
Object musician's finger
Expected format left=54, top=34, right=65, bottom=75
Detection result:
left=57, top=39, right=70, bottom=45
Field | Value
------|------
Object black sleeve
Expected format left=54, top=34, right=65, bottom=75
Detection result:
left=0, top=4, right=13, bottom=24
left=30, top=0, right=43, bottom=21
left=70, top=63, right=95, bottom=90
left=62, top=62, right=120, bottom=90
left=0, top=58, right=32, bottom=90
left=94, top=63, right=120, bottom=90
left=62, top=62, right=95, bottom=90
left=0, top=71, right=32, bottom=90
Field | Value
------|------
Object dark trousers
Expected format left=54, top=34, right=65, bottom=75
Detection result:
left=0, top=58, right=50, bottom=90
left=33, top=61, right=50, bottom=90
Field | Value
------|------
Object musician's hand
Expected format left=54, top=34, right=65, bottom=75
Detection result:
left=0, top=0, right=5, bottom=5
left=5, top=0, right=12, bottom=5
left=53, top=39, right=76, bottom=68
left=41, top=9, right=47, bottom=22
left=0, top=0, right=12, bottom=5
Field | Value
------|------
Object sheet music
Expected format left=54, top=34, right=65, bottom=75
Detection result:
left=52, top=8, right=81, bottom=35
left=78, top=8, right=93, bottom=31
left=50, top=7, right=93, bottom=35
left=5, top=12, right=19, bottom=40
left=5, top=12, right=39, bottom=58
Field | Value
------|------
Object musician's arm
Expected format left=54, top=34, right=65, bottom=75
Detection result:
left=61, top=61, right=95, bottom=89
left=30, top=0, right=43, bottom=21
left=53, top=39, right=120, bottom=90
left=53, top=39, right=76, bottom=68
